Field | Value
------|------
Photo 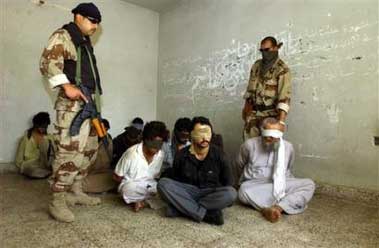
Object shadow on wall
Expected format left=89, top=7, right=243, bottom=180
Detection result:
left=91, top=25, right=103, bottom=45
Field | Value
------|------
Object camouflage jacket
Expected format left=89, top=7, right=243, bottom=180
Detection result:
left=243, top=58, right=291, bottom=114
left=40, top=28, right=82, bottom=112
left=40, top=28, right=77, bottom=89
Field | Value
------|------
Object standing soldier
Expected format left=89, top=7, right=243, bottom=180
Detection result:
left=40, top=2, right=103, bottom=222
left=242, top=36, right=291, bottom=139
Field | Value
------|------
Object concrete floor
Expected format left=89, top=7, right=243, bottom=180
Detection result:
left=1, top=174, right=378, bottom=248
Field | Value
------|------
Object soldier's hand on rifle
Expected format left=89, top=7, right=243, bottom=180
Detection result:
left=62, top=83, right=88, bottom=103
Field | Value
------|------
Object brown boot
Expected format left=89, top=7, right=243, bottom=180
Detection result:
left=66, top=180, right=101, bottom=206
left=48, top=192, right=75, bottom=223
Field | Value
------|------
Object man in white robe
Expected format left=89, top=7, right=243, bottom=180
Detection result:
left=114, top=121, right=168, bottom=212
left=237, top=117, right=315, bottom=222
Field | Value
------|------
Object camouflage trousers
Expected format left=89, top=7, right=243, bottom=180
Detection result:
left=243, top=109, right=278, bottom=140
left=49, top=97, right=98, bottom=192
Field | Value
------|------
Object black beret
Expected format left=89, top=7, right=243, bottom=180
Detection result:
left=72, top=2, right=101, bottom=23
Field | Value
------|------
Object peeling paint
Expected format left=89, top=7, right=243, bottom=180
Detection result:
left=300, top=154, right=329, bottom=159
left=30, top=0, right=70, bottom=11
left=326, top=104, right=341, bottom=124
left=312, top=87, right=319, bottom=102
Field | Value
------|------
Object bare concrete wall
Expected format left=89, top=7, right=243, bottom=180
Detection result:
left=157, top=0, right=379, bottom=190
left=0, top=0, right=159, bottom=163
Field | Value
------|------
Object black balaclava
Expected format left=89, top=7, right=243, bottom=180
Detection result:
left=260, top=50, right=278, bottom=76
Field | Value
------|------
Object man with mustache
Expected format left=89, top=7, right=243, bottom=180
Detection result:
left=40, top=2, right=103, bottom=222
left=237, top=117, right=315, bottom=223
left=242, top=36, right=292, bottom=140
left=158, top=117, right=237, bottom=225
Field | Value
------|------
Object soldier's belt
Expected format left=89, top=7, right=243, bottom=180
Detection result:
left=253, top=105, right=275, bottom=112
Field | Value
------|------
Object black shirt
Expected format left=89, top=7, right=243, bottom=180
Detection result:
left=111, top=126, right=142, bottom=168
left=169, top=145, right=233, bottom=188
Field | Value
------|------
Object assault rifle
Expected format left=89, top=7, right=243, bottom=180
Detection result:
left=69, top=85, right=111, bottom=159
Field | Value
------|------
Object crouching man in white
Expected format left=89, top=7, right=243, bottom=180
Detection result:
left=237, top=117, right=315, bottom=223
left=113, top=121, right=168, bottom=212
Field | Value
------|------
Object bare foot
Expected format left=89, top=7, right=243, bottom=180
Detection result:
left=133, top=201, right=145, bottom=212
left=261, top=205, right=282, bottom=223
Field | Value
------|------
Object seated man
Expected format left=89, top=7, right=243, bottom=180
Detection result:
left=83, top=119, right=117, bottom=193
left=112, top=117, right=144, bottom=168
left=237, top=117, right=315, bottom=223
left=113, top=121, right=168, bottom=212
left=15, top=112, right=55, bottom=178
left=158, top=117, right=237, bottom=226
left=161, top=117, right=192, bottom=174
left=162, top=117, right=226, bottom=176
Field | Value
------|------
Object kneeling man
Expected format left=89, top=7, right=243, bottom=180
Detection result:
left=158, top=117, right=237, bottom=225
left=237, top=117, right=315, bottom=223
left=114, top=121, right=168, bottom=212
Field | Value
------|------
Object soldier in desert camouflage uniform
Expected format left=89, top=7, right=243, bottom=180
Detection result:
left=242, top=36, right=292, bottom=140
left=40, top=2, right=103, bottom=222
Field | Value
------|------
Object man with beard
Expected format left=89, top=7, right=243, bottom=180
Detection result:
left=158, top=117, right=237, bottom=226
left=242, top=36, right=291, bottom=140
left=237, top=117, right=315, bottom=223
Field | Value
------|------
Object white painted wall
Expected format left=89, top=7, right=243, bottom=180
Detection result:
left=1, top=0, right=378, bottom=191
left=0, top=0, right=159, bottom=163
left=157, top=0, right=379, bottom=190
